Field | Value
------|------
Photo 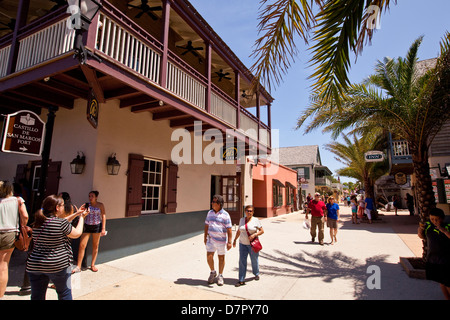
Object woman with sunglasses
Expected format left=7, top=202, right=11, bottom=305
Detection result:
left=233, top=205, right=264, bottom=287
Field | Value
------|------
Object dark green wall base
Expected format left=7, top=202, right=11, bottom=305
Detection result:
left=81, top=210, right=206, bottom=264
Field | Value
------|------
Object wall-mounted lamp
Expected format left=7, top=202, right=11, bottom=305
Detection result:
left=107, top=153, right=121, bottom=175
left=70, top=152, right=86, bottom=174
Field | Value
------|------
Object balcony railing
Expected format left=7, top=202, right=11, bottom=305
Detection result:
left=390, top=139, right=412, bottom=164
left=16, top=18, right=75, bottom=72
left=315, top=177, right=331, bottom=186
left=0, top=45, right=10, bottom=77
left=96, top=12, right=161, bottom=84
left=0, top=9, right=271, bottom=147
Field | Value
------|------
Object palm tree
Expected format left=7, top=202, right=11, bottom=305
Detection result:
left=324, top=133, right=388, bottom=202
left=297, top=34, right=450, bottom=226
left=250, top=0, right=396, bottom=103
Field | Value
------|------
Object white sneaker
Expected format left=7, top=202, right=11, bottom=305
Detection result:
left=217, top=274, right=224, bottom=286
left=208, top=271, right=217, bottom=284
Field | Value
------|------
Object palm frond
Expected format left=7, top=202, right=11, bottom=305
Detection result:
left=308, top=0, right=395, bottom=106
left=250, top=0, right=320, bottom=91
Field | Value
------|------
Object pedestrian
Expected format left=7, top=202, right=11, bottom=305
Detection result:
left=26, top=195, right=88, bottom=300
left=325, top=196, right=340, bottom=244
left=0, top=181, right=29, bottom=299
left=204, top=195, right=232, bottom=286
left=350, top=195, right=359, bottom=224
left=73, top=190, right=106, bottom=273
left=233, top=205, right=264, bottom=287
left=418, top=208, right=450, bottom=300
left=357, top=195, right=365, bottom=219
left=406, top=193, right=414, bottom=216
left=305, top=192, right=327, bottom=245
left=59, top=192, right=85, bottom=268
left=364, top=195, right=374, bottom=224
left=393, top=195, right=400, bottom=216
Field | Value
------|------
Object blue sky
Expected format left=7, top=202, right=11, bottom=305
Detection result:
left=189, top=0, right=450, bottom=183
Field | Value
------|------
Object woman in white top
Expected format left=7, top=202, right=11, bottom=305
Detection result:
left=0, top=181, right=28, bottom=299
left=232, top=205, right=264, bottom=287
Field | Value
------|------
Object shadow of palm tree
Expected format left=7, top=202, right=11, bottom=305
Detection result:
left=255, top=249, right=390, bottom=299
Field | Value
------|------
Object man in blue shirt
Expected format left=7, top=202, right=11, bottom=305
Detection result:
left=325, top=196, right=340, bottom=244
left=364, top=196, right=374, bottom=224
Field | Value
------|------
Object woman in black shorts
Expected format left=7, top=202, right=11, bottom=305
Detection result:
left=73, top=191, right=106, bottom=273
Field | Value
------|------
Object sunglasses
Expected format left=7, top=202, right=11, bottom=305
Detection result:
left=246, top=209, right=253, bottom=212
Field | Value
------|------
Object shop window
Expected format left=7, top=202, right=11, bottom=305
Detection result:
left=142, top=158, right=163, bottom=213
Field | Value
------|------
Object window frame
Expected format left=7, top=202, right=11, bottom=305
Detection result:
left=141, top=157, right=164, bottom=214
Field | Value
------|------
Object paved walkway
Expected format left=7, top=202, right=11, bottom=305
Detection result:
left=4, top=205, right=445, bottom=300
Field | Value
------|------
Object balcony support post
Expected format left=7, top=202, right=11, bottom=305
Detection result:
left=205, top=41, right=211, bottom=113
left=159, top=0, right=171, bottom=88
left=256, top=91, right=261, bottom=141
left=235, top=70, right=241, bottom=129
left=6, top=0, right=30, bottom=75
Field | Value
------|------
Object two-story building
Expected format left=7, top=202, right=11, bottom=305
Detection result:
left=276, top=145, right=333, bottom=205
left=0, top=0, right=273, bottom=263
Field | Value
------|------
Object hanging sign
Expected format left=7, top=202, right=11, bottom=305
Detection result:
left=1, top=110, right=45, bottom=156
left=394, top=172, right=407, bottom=185
left=364, top=151, right=384, bottom=162
left=222, top=146, right=238, bottom=161
left=87, top=89, right=99, bottom=129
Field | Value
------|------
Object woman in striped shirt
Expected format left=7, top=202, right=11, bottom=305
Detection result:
left=26, top=195, right=88, bottom=300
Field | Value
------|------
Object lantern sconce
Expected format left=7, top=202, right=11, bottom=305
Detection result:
left=70, top=152, right=86, bottom=174
left=107, top=153, right=121, bottom=175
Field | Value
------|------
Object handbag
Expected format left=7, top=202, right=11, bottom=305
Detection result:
left=245, top=221, right=262, bottom=253
left=14, top=198, right=32, bottom=251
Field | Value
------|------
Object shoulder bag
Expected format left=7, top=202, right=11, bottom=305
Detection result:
left=14, top=197, right=32, bottom=251
left=245, top=221, right=262, bottom=253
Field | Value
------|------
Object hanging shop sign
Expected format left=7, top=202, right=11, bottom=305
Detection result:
left=222, top=146, right=238, bottom=161
left=394, top=172, right=407, bottom=185
left=1, top=110, right=45, bottom=156
left=87, top=89, right=99, bottom=129
left=364, top=150, right=384, bottom=162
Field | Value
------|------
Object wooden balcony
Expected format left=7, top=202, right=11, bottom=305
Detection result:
left=0, top=0, right=272, bottom=152
left=388, top=133, right=413, bottom=175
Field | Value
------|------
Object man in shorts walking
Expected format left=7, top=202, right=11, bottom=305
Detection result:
left=204, top=195, right=232, bottom=286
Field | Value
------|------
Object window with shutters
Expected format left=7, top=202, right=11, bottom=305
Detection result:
left=142, top=158, right=163, bottom=214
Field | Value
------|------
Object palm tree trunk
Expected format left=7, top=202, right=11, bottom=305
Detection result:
left=363, top=176, right=378, bottom=220
left=412, top=149, right=436, bottom=260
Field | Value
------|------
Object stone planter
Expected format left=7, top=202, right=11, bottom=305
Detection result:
left=399, top=257, right=426, bottom=279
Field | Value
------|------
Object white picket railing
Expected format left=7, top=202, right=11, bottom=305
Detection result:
left=96, top=13, right=161, bottom=84
left=240, top=112, right=259, bottom=141
left=392, top=140, right=410, bottom=157
left=166, top=61, right=206, bottom=110
left=211, top=92, right=236, bottom=126
left=0, top=45, right=10, bottom=77
left=16, top=19, right=75, bottom=72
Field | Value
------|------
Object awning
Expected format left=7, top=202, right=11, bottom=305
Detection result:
left=286, top=181, right=296, bottom=189
left=273, top=179, right=285, bottom=188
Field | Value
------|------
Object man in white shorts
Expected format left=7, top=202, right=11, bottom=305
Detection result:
left=204, top=195, right=232, bottom=286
